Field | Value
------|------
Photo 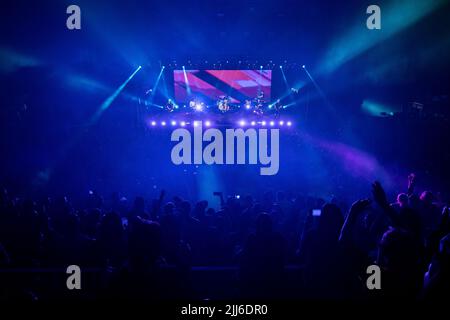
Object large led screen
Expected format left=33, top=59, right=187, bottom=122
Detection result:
left=174, top=70, right=272, bottom=104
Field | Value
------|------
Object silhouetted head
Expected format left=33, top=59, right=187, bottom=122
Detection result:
left=408, top=194, right=420, bottom=209
left=128, top=218, right=161, bottom=264
left=133, top=196, right=146, bottom=212
left=87, top=190, right=103, bottom=209
left=179, top=200, right=191, bottom=217
left=252, top=203, right=262, bottom=215
left=378, top=227, right=417, bottom=271
left=420, top=191, right=434, bottom=205
left=99, top=211, right=123, bottom=239
left=163, top=202, right=175, bottom=215
left=243, top=195, right=253, bottom=209
left=173, top=196, right=182, bottom=208
left=194, top=200, right=208, bottom=217
left=439, top=233, right=450, bottom=255
left=397, top=193, right=408, bottom=207
left=256, top=213, right=273, bottom=235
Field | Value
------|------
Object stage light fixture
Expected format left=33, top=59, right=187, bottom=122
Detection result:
left=195, top=104, right=203, bottom=111
left=261, top=121, right=266, bottom=126
left=193, top=121, right=199, bottom=127
left=151, top=121, right=156, bottom=126
left=180, top=121, right=186, bottom=126
left=270, top=121, right=275, bottom=126
left=171, top=121, right=176, bottom=126
left=239, top=120, right=246, bottom=126
left=161, top=121, right=166, bottom=126
left=287, top=121, right=292, bottom=126
left=279, top=121, right=284, bottom=125
left=251, top=121, right=256, bottom=126
left=205, top=120, right=211, bottom=127
left=302, top=65, right=305, bottom=69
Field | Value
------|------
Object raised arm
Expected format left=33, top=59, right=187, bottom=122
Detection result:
left=372, top=181, right=402, bottom=228
left=339, top=199, right=371, bottom=246
left=407, top=173, right=416, bottom=196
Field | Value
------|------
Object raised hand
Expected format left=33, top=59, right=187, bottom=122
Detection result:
left=407, top=173, right=416, bottom=195
left=372, top=181, right=389, bottom=209
left=441, top=206, right=450, bottom=228
left=340, top=199, right=371, bottom=244
left=349, top=199, right=371, bottom=217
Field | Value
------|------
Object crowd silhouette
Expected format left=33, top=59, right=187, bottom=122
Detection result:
left=0, top=174, right=449, bottom=301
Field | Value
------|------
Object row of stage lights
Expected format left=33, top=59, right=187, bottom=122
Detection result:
left=149, top=120, right=293, bottom=128
left=157, top=64, right=306, bottom=70
left=160, top=60, right=307, bottom=70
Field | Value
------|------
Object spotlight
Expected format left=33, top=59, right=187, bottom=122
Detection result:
left=193, top=121, right=199, bottom=127
left=180, top=121, right=186, bottom=126
left=151, top=121, right=156, bottom=126
left=287, top=121, right=292, bottom=126
left=239, top=120, right=246, bottom=126
left=261, top=121, right=266, bottom=126
left=182, top=66, right=185, bottom=69
left=270, top=121, right=275, bottom=126
left=161, top=121, right=166, bottom=126
left=245, top=103, right=251, bottom=109
left=251, top=121, right=256, bottom=126
left=279, top=65, right=282, bottom=69
left=302, top=65, right=305, bottom=69
left=205, top=120, right=211, bottom=127
left=171, top=120, right=176, bottom=126
left=260, top=65, right=263, bottom=69
left=279, top=120, right=284, bottom=126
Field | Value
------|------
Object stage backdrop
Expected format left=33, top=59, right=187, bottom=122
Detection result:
left=174, top=70, right=272, bottom=104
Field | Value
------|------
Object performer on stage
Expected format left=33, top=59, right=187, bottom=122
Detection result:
left=253, top=91, right=265, bottom=116
left=165, top=99, right=175, bottom=112
left=273, top=99, right=282, bottom=118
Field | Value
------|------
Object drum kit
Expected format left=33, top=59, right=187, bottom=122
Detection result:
left=214, top=91, right=268, bottom=115
left=217, top=96, right=230, bottom=113
left=189, top=100, right=205, bottom=111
